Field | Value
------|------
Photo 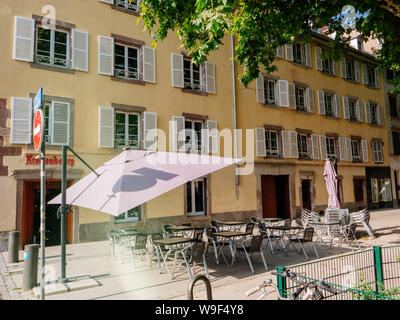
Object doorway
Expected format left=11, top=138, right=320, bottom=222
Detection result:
left=261, top=175, right=290, bottom=219
left=301, top=179, right=312, bottom=210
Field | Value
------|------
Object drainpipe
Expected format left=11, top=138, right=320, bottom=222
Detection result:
left=231, top=32, right=239, bottom=198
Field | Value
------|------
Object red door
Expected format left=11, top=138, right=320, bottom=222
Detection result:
left=261, top=175, right=277, bottom=218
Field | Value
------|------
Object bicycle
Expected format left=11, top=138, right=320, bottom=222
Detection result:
left=245, top=269, right=338, bottom=300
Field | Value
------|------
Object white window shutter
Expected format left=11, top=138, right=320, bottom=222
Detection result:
left=99, top=106, right=114, bottom=148
left=290, top=131, right=298, bottom=158
left=282, top=130, right=290, bottom=158
left=256, top=75, right=265, bottom=103
left=205, top=61, right=216, bottom=94
left=339, top=137, right=346, bottom=161
left=288, top=83, right=296, bottom=109
left=10, top=97, right=32, bottom=144
left=362, top=64, right=368, bottom=84
left=361, top=140, right=369, bottom=162
left=332, top=61, right=338, bottom=76
left=377, top=105, right=383, bottom=125
left=276, top=46, right=284, bottom=59
left=319, top=135, right=327, bottom=160
left=172, top=116, right=185, bottom=151
left=285, top=44, right=293, bottom=61
left=311, top=134, right=319, bottom=159
left=354, top=61, right=360, bottom=82
left=51, top=102, right=70, bottom=146
left=143, top=46, right=156, bottom=83
left=304, top=88, right=310, bottom=112
left=278, top=80, right=289, bottom=107
left=345, top=138, right=352, bottom=161
left=365, top=102, right=371, bottom=123
left=307, top=87, right=315, bottom=113
left=356, top=100, right=363, bottom=122
left=98, top=36, right=114, bottom=75
left=317, top=90, right=325, bottom=115
left=305, top=44, right=312, bottom=67
left=13, top=16, right=35, bottom=62
left=171, top=53, right=184, bottom=88
left=274, top=82, right=280, bottom=106
left=72, top=29, right=89, bottom=72
left=207, top=120, right=218, bottom=154
left=143, top=111, right=157, bottom=150
left=343, top=96, right=350, bottom=119
left=375, top=68, right=380, bottom=88
left=99, top=0, right=114, bottom=3
left=315, top=46, right=322, bottom=71
left=333, top=94, right=341, bottom=118
left=255, top=127, right=266, bottom=157
left=341, top=58, right=347, bottom=78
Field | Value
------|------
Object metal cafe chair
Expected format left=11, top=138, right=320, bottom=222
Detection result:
left=107, top=229, right=127, bottom=261
left=205, top=226, right=226, bottom=264
left=257, top=221, right=279, bottom=255
left=236, top=235, right=268, bottom=274
left=288, top=227, right=320, bottom=260
left=126, top=234, right=149, bottom=268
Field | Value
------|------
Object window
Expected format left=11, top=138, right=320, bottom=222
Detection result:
left=295, top=87, right=305, bottom=111
left=186, top=178, right=207, bottom=216
left=115, top=0, right=140, bottom=12
left=185, top=120, right=203, bottom=153
left=371, top=178, right=392, bottom=203
left=351, top=139, right=361, bottom=162
left=263, top=78, right=276, bottom=105
left=387, top=69, right=397, bottom=81
left=324, top=94, right=333, bottom=117
left=36, top=26, right=69, bottom=68
left=326, top=137, right=337, bottom=159
left=367, top=66, right=376, bottom=87
left=392, top=131, right=400, bottom=155
left=114, top=43, right=139, bottom=80
left=297, top=134, right=309, bottom=159
left=370, top=103, right=378, bottom=125
left=389, top=95, right=398, bottom=118
left=357, top=39, right=364, bottom=51
left=293, top=42, right=306, bottom=65
left=322, top=57, right=331, bottom=74
left=349, top=99, right=357, bottom=121
left=184, top=58, right=203, bottom=91
left=353, top=178, right=364, bottom=202
left=265, top=130, right=279, bottom=157
left=346, top=60, right=355, bottom=81
left=115, top=111, right=140, bottom=149
left=115, top=206, right=141, bottom=223
left=372, top=140, right=383, bottom=163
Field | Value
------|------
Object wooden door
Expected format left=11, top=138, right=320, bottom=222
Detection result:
left=261, top=175, right=277, bottom=218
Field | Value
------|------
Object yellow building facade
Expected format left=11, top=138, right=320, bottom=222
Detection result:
left=0, top=0, right=391, bottom=248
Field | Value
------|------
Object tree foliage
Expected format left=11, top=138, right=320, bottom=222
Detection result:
left=139, top=0, right=400, bottom=90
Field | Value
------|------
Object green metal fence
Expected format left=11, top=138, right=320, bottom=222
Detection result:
left=276, top=245, right=400, bottom=300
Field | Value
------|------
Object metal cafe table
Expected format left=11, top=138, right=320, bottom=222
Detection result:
left=211, top=231, right=251, bottom=266
left=263, top=225, right=302, bottom=255
left=308, top=221, right=341, bottom=247
left=218, top=221, right=247, bottom=231
left=166, top=225, right=199, bottom=237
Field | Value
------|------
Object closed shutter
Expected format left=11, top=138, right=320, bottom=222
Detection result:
left=288, top=83, right=296, bottom=109
left=285, top=44, right=293, bottom=61
left=319, top=135, right=327, bottom=160
left=207, top=120, right=218, bottom=154
left=99, top=0, right=113, bottom=3
left=98, top=36, right=114, bottom=75
left=10, top=97, right=32, bottom=144
left=365, top=102, right=371, bottom=123
left=307, top=87, right=315, bottom=113
left=315, top=46, right=322, bottom=71
left=339, top=137, right=346, bottom=161
left=354, top=61, right=360, bottom=82
left=375, top=68, right=380, bottom=88
left=332, top=60, right=338, bottom=76
left=205, top=61, right=216, bottom=94
left=13, top=16, right=35, bottom=62
left=256, top=75, right=265, bottom=103
left=143, top=46, right=156, bottom=83
left=356, top=100, right=363, bottom=122
left=333, top=94, right=341, bottom=118
left=377, top=105, right=383, bottom=125
left=172, top=116, right=185, bottom=151
left=51, top=101, right=70, bottom=146
left=143, top=111, right=157, bottom=150
left=341, top=58, right=347, bottom=78
left=345, top=138, right=352, bottom=161
left=255, top=127, right=266, bottom=157
left=99, top=106, right=114, bottom=148
left=282, top=130, right=290, bottom=158
left=362, top=64, right=368, bottom=84
left=290, top=131, right=298, bottom=158
left=311, top=134, right=319, bottom=159
left=343, top=96, right=350, bottom=119
left=171, top=53, right=184, bottom=88
left=361, top=140, right=369, bottom=162
left=317, top=90, right=325, bottom=115
left=278, top=80, right=289, bottom=107
left=276, top=46, right=284, bottom=59
left=305, top=44, right=312, bottom=67
left=72, top=29, right=89, bottom=72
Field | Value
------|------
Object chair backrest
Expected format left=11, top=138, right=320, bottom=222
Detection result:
left=257, top=221, right=268, bottom=233
left=249, top=235, right=264, bottom=253
left=245, top=222, right=254, bottom=235
left=107, top=229, right=126, bottom=242
left=134, top=234, right=148, bottom=250
left=250, top=216, right=259, bottom=223
left=294, top=219, right=304, bottom=228
left=193, top=228, right=204, bottom=241
left=210, top=220, right=220, bottom=230
left=205, top=227, right=217, bottom=242
left=151, top=233, right=166, bottom=251
left=283, top=219, right=292, bottom=227
left=162, top=224, right=175, bottom=237
left=190, top=241, right=207, bottom=263
left=303, top=227, right=314, bottom=242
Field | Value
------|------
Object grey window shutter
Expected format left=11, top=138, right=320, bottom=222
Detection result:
left=274, top=81, right=280, bottom=106
left=361, top=139, right=369, bottom=162
left=319, top=135, right=327, bottom=160
left=339, top=137, right=346, bottom=161
left=343, top=96, right=350, bottom=119
left=315, top=46, right=322, bottom=71
left=311, top=134, right=319, bottom=159
left=278, top=80, right=289, bottom=107
left=99, top=106, right=114, bottom=148
left=99, top=0, right=114, bottom=3
left=288, top=83, right=296, bottom=109
left=345, top=137, right=352, bottom=161
left=365, top=102, right=371, bottom=123
left=98, top=35, right=114, bottom=75
left=207, top=120, right=218, bottom=154
left=377, top=105, right=383, bottom=125
left=13, top=16, right=35, bottom=62
left=51, top=101, right=71, bottom=146
left=205, top=61, right=216, bottom=94
left=305, top=44, right=312, bottom=67
left=285, top=44, right=293, bottom=61
left=333, top=94, right=341, bottom=118
left=317, top=90, right=325, bottom=115
left=255, top=127, right=266, bottom=157
left=375, top=68, right=380, bottom=88
left=354, top=61, right=360, bottom=82
left=172, top=116, right=185, bottom=151
left=72, top=29, right=89, bottom=72
left=171, top=53, right=184, bottom=88
left=307, top=87, right=315, bottom=113
left=356, top=100, right=363, bottom=122
left=362, top=64, right=368, bottom=84
left=143, top=111, right=157, bottom=150
left=10, top=97, right=32, bottom=144
left=282, top=130, right=290, bottom=158
left=290, top=131, right=298, bottom=158
left=341, top=58, right=347, bottom=78
left=332, top=60, right=338, bottom=76
left=143, top=46, right=156, bottom=83
left=276, top=46, right=284, bottom=59
left=256, top=75, right=265, bottom=103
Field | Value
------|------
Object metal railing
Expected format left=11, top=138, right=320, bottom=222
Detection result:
left=116, top=0, right=140, bottom=12
left=115, top=69, right=140, bottom=80
left=35, top=54, right=69, bottom=68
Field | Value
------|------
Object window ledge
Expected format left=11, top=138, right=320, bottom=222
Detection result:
left=321, top=70, right=337, bottom=77
left=344, top=78, right=359, bottom=84
left=111, top=5, right=140, bottom=16
left=296, top=108, right=310, bottom=114
left=263, top=156, right=284, bottom=160
left=263, top=103, right=280, bottom=109
left=366, top=84, right=378, bottom=90
left=111, top=76, right=145, bottom=86
left=181, top=88, right=208, bottom=96
left=292, top=61, right=311, bottom=69
left=349, top=119, right=361, bottom=124
left=352, top=159, right=362, bottom=164
left=324, top=115, right=339, bottom=120
left=298, top=157, right=312, bottom=161
left=30, top=62, right=75, bottom=74
left=184, top=215, right=210, bottom=222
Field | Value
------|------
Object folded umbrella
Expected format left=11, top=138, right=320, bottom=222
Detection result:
left=323, top=159, right=340, bottom=209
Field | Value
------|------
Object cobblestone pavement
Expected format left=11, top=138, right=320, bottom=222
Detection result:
left=0, top=251, right=22, bottom=300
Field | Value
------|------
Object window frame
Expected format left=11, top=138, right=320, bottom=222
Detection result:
left=114, top=42, right=140, bottom=81
left=184, top=118, right=204, bottom=153
left=345, top=59, right=356, bottom=81
left=370, top=103, right=378, bottom=125
left=186, top=177, right=207, bottom=217
left=295, top=86, right=306, bottom=111
left=115, top=206, right=141, bottom=223
left=115, top=0, right=140, bottom=12
left=114, top=110, right=141, bottom=150
left=372, top=139, right=384, bottom=164
left=297, top=133, right=310, bottom=159
left=183, top=58, right=204, bottom=92
left=263, top=78, right=276, bottom=105
left=389, top=95, right=398, bottom=118
left=265, top=129, right=280, bottom=157
left=348, top=98, right=358, bottom=121
left=326, top=136, right=337, bottom=159
left=351, top=139, right=361, bottom=162
left=324, top=93, right=334, bottom=117
left=293, top=42, right=306, bottom=65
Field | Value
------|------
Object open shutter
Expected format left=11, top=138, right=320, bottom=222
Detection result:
left=307, top=87, right=315, bottom=113
left=98, top=36, right=114, bottom=75
left=13, top=16, right=35, bottom=62
left=274, top=82, right=280, bottom=106
left=333, top=94, right=341, bottom=118
left=99, top=106, right=114, bottom=148
left=171, top=53, right=184, bottom=88
left=172, top=116, right=185, bottom=151
left=305, top=44, right=312, bottom=67
left=288, top=83, right=296, bottom=109
left=315, top=46, right=322, bottom=71
left=205, top=61, right=216, bottom=94
left=51, top=102, right=70, bottom=146
left=341, top=58, right=347, bottom=78
left=311, top=134, right=319, bottom=159
left=255, top=127, right=266, bottom=157
left=290, top=131, right=298, bottom=158
left=339, top=137, right=346, bottom=161
left=278, top=80, right=289, bottom=107
left=332, top=60, right=338, bottom=76
left=143, top=111, right=157, bottom=150
left=361, top=140, right=369, bottom=162
left=282, top=130, right=290, bottom=158
left=276, top=46, right=284, bottom=59
left=143, top=46, right=156, bottom=83
left=362, top=64, right=368, bottom=84
left=375, top=68, right=380, bottom=88
left=207, top=120, right=218, bottom=154
left=377, top=105, right=383, bottom=125
left=72, top=29, right=89, bottom=72
left=317, top=90, right=325, bottom=115
left=319, top=135, right=327, bottom=160
left=10, top=97, right=32, bottom=144
left=256, top=75, right=265, bottom=103
left=365, top=102, right=371, bottom=123
left=356, top=100, right=363, bottom=122
left=99, top=0, right=114, bottom=3
left=285, top=45, right=293, bottom=61
left=354, top=61, right=360, bottom=82
left=343, top=96, right=350, bottom=119
left=345, top=138, right=352, bottom=161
